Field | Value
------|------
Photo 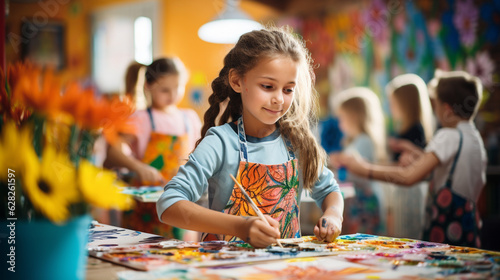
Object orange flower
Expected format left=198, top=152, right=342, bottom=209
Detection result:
left=100, top=96, right=136, bottom=144
left=12, top=65, right=62, bottom=117
left=59, top=82, right=99, bottom=130
left=8, top=61, right=37, bottom=92
left=60, top=82, right=89, bottom=119
left=1, top=64, right=33, bottom=124
left=0, top=68, right=8, bottom=115
left=60, top=84, right=136, bottom=144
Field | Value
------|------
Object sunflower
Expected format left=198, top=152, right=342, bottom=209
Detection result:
left=22, top=145, right=79, bottom=223
left=0, top=122, right=38, bottom=179
left=78, top=160, right=134, bottom=210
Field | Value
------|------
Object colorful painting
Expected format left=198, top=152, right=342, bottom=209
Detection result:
left=88, top=223, right=169, bottom=248
left=89, top=223, right=500, bottom=279
left=88, top=224, right=337, bottom=271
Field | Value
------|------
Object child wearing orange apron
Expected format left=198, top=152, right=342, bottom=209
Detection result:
left=122, top=108, right=193, bottom=239
left=105, top=58, right=201, bottom=240
left=156, top=28, right=344, bottom=248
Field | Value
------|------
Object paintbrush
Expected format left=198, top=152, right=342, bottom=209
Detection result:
left=229, top=174, right=283, bottom=248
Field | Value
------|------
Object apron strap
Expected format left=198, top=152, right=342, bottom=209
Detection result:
left=237, top=117, right=249, bottom=162
left=181, top=111, right=190, bottom=134
left=444, top=130, right=463, bottom=188
left=148, top=108, right=191, bottom=135
left=237, top=117, right=295, bottom=162
left=147, top=107, right=156, bottom=132
left=283, top=137, right=296, bottom=160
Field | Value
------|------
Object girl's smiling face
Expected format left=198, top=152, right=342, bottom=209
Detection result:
left=229, top=56, right=298, bottom=137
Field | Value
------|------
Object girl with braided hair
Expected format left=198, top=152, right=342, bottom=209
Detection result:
left=156, top=27, right=343, bottom=248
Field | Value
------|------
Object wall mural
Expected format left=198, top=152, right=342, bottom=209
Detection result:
left=277, top=0, right=499, bottom=141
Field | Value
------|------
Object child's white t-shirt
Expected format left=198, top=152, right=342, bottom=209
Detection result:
left=424, top=121, right=487, bottom=203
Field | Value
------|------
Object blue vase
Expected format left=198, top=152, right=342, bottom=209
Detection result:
left=1, top=215, right=92, bottom=280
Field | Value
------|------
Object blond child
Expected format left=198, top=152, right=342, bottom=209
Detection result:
left=330, top=87, right=387, bottom=235
left=385, top=73, right=435, bottom=239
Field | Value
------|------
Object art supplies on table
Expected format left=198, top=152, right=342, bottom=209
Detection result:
left=88, top=223, right=500, bottom=279
left=88, top=224, right=337, bottom=270
left=120, top=186, right=164, bottom=203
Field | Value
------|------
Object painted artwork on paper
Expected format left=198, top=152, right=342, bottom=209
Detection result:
left=88, top=223, right=169, bottom=249
left=88, top=224, right=500, bottom=279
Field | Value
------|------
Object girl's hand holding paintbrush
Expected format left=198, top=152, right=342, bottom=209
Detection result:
left=230, top=175, right=280, bottom=248
left=241, top=215, right=280, bottom=248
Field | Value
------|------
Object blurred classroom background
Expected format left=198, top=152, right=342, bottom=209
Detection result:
left=3, top=0, right=500, bottom=250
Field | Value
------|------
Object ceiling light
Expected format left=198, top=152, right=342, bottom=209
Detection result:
left=198, top=0, right=263, bottom=44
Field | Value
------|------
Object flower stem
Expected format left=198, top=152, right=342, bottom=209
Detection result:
left=32, top=114, right=45, bottom=157
left=69, top=124, right=80, bottom=165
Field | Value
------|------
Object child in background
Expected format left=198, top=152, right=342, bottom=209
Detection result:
left=156, top=27, right=344, bottom=248
left=333, top=70, right=486, bottom=248
left=387, top=74, right=434, bottom=158
left=104, top=62, right=148, bottom=175
left=330, top=87, right=387, bottom=235
left=105, top=57, right=202, bottom=240
left=106, top=57, right=201, bottom=184
left=385, top=73, right=435, bottom=239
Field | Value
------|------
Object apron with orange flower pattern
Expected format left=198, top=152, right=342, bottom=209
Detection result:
left=202, top=117, right=301, bottom=241
left=123, top=108, right=190, bottom=239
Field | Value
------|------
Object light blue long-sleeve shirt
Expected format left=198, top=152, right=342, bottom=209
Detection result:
left=156, top=123, right=340, bottom=221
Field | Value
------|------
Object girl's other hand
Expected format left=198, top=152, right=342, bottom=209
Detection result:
left=332, top=153, right=369, bottom=177
left=134, top=163, right=165, bottom=185
left=243, top=215, right=280, bottom=248
left=330, top=153, right=357, bottom=169
left=329, top=152, right=343, bottom=169
left=399, top=151, right=420, bottom=166
left=389, top=138, right=423, bottom=155
left=314, top=214, right=342, bottom=243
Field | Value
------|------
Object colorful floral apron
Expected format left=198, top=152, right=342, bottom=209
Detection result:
left=141, top=108, right=191, bottom=182
left=123, top=108, right=190, bottom=239
left=423, top=130, right=481, bottom=247
left=203, top=117, right=301, bottom=242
